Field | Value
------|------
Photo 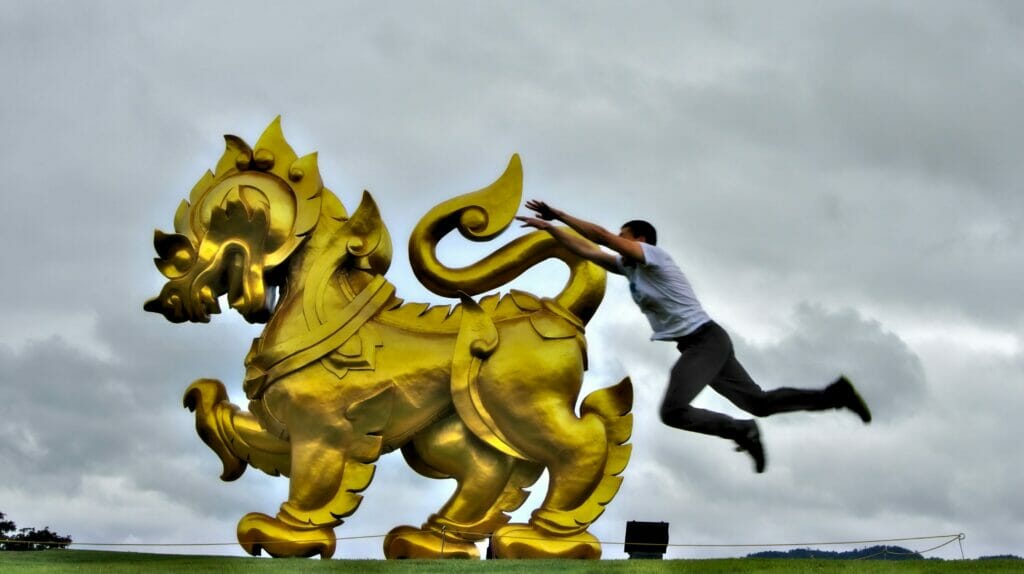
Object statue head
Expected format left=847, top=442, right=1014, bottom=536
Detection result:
left=144, top=118, right=345, bottom=323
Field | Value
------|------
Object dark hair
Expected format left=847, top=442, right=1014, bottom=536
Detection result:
left=622, top=219, right=657, bottom=245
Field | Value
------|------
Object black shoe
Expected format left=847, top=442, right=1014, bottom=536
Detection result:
left=734, top=420, right=766, bottom=473
left=827, top=375, right=872, bottom=423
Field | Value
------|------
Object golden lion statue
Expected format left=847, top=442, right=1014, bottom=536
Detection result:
left=145, top=118, right=632, bottom=560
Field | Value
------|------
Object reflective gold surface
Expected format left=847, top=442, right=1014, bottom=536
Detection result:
left=147, top=118, right=633, bottom=559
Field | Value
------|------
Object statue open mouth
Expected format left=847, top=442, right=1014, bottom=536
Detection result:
left=145, top=238, right=271, bottom=324
left=143, top=269, right=219, bottom=324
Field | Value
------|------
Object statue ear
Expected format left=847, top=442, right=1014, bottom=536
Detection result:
left=345, top=191, right=384, bottom=257
left=344, top=191, right=392, bottom=274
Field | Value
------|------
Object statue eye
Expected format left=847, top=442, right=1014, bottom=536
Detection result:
left=171, top=247, right=196, bottom=270
left=153, top=230, right=197, bottom=278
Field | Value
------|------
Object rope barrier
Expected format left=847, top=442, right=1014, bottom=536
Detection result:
left=0, top=531, right=967, bottom=558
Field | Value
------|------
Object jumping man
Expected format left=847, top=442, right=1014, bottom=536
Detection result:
left=516, top=200, right=871, bottom=473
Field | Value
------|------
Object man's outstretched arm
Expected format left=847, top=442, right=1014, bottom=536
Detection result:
left=515, top=215, right=622, bottom=273
left=522, top=199, right=646, bottom=263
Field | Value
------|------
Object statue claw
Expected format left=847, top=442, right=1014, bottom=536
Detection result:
left=383, top=525, right=479, bottom=559
left=183, top=379, right=247, bottom=481
left=237, top=512, right=336, bottom=559
left=491, top=523, right=601, bottom=559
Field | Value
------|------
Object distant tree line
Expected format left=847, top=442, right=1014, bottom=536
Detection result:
left=747, top=545, right=925, bottom=560
left=0, top=511, right=72, bottom=551
left=747, top=545, right=1023, bottom=561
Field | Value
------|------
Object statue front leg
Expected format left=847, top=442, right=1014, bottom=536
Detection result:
left=184, top=378, right=336, bottom=557
left=238, top=382, right=395, bottom=559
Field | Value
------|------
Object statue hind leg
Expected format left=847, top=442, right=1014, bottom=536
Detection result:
left=384, top=415, right=543, bottom=559
left=445, top=297, right=632, bottom=558
left=490, top=377, right=634, bottom=559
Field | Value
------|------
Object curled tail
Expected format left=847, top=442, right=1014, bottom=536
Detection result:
left=408, top=155, right=606, bottom=323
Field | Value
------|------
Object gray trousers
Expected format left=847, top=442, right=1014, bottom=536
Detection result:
left=659, top=321, right=837, bottom=440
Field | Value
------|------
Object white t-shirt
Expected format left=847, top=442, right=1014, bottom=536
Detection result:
left=616, top=243, right=711, bottom=341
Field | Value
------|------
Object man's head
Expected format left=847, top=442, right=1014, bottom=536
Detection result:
left=620, top=219, right=657, bottom=245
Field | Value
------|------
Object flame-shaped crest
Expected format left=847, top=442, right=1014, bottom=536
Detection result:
left=172, top=116, right=334, bottom=270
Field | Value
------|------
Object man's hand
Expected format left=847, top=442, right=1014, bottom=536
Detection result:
left=516, top=213, right=622, bottom=273
left=515, top=215, right=553, bottom=230
left=525, top=199, right=559, bottom=221
left=524, top=198, right=645, bottom=265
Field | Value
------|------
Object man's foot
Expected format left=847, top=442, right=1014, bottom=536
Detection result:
left=734, top=420, right=766, bottom=473
left=826, top=375, right=872, bottom=423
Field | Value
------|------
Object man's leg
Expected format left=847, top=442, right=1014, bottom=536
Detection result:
left=712, top=354, right=871, bottom=423
left=659, top=322, right=766, bottom=472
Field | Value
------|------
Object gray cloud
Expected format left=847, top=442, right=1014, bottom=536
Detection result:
left=1, top=0, right=1020, bottom=561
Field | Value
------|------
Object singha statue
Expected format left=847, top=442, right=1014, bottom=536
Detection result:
left=145, top=118, right=632, bottom=559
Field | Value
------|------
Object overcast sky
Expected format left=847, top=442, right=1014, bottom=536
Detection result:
left=1, top=0, right=1021, bottom=561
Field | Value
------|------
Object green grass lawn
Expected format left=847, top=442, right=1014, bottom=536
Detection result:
left=0, top=551, right=1020, bottom=573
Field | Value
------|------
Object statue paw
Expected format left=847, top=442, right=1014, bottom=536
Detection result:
left=491, top=523, right=600, bottom=559
left=383, top=525, right=479, bottom=559
left=237, top=512, right=336, bottom=559
left=183, top=378, right=247, bottom=481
